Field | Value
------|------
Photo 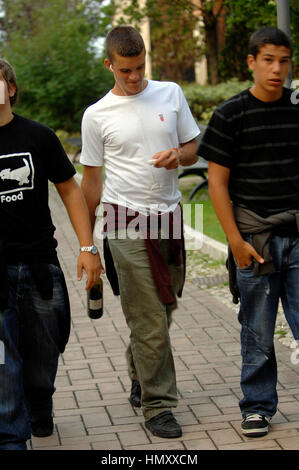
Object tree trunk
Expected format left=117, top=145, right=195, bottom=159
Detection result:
left=202, top=3, right=218, bottom=85
left=205, top=23, right=219, bottom=85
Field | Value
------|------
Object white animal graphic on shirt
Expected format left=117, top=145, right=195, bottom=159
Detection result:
left=0, top=158, right=30, bottom=186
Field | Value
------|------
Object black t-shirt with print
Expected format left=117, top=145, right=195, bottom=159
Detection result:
left=0, top=114, right=76, bottom=263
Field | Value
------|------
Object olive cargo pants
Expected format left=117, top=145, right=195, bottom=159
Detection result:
left=107, top=230, right=184, bottom=421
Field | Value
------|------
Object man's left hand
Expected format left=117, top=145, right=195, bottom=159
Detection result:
left=77, top=252, right=105, bottom=290
left=151, top=148, right=180, bottom=170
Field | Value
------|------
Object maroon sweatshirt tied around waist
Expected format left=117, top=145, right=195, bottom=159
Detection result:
left=102, top=203, right=186, bottom=305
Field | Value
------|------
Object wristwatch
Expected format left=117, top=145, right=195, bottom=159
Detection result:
left=80, top=245, right=98, bottom=255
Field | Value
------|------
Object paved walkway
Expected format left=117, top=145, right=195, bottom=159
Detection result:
left=29, top=186, right=299, bottom=451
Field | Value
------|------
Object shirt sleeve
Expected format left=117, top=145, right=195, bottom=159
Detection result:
left=197, top=107, right=235, bottom=168
left=80, top=108, right=104, bottom=166
left=176, top=85, right=200, bottom=144
left=45, top=129, right=76, bottom=183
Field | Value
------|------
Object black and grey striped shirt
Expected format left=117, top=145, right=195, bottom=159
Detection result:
left=198, top=88, right=299, bottom=217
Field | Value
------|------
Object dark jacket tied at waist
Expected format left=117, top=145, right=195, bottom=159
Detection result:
left=102, top=203, right=186, bottom=306
left=227, top=206, right=299, bottom=304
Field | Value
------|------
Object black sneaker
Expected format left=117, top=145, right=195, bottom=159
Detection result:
left=145, top=411, right=182, bottom=438
left=129, top=380, right=141, bottom=408
left=31, top=417, right=54, bottom=437
left=241, top=413, right=270, bottom=437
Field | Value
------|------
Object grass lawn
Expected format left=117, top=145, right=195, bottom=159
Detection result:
left=74, top=163, right=83, bottom=174
left=180, top=182, right=226, bottom=244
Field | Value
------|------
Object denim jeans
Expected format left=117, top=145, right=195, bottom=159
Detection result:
left=0, top=263, right=68, bottom=450
left=236, top=235, right=299, bottom=418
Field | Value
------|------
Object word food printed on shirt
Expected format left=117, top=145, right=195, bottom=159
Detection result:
left=0, top=81, right=4, bottom=104
left=0, top=153, right=34, bottom=203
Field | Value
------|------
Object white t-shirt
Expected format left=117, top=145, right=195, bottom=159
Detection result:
left=80, top=80, right=200, bottom=214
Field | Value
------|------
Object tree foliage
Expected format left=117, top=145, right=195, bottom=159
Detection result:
left=220, top=0, right=299, bottom=81
left=145, top=0, right=201, bottom=81
left=118, top=0, right=299, bottom=84
left=119, top=0, right=206, bottom=82
left=0, top=0, right=115, bottom=132
left=119, top=0, right=226, bottom=84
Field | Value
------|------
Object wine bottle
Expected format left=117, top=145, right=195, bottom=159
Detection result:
left=87, top=278, right=103, bottom=319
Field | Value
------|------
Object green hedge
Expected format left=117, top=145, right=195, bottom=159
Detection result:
left=182, top=78, right=252, bottom=123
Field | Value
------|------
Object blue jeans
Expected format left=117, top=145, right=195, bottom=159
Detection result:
left=236, top=235, right=299, bottom=418
left=0, top=263, right=69, bottom=450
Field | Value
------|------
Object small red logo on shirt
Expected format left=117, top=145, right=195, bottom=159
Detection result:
left=159, top=114, right=165, bottom=122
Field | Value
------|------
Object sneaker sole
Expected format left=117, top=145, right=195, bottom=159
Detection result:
left=242, top=427, right=268, bottom=438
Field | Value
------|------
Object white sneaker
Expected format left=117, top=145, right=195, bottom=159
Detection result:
left=241, top=413, right=271, bottom=437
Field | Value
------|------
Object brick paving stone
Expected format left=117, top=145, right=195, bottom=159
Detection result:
left=255, top=428, right=299, bottom=441
left=75, top=389, right=102, bottom=405
left=68, top=367, right=93, bottom=383
left=110, top=416, right=146, bottom=426
left=61, top=434, right=119, bottom=447
left=184, top=438, right=217, bottom=450
left=89, top=359, right=115, bottom=376
left=276, top=401, right=299, bottom=416
left=54, top=395, right=78, bottom=411
left=211, top=394, right=240, bottom=409
left=198, top=413, right=242, bottom=424
left=190, top=403, right=222, bottom=418
left=56, top=421, right=87, bottom=438
left=271, top=419, right=299, bottom=429
left=107, top=403, right=137, bottom=420
left=92, top=440, right=122, bottom=450
left=118, top=429, right=151, bottom=446
left=201, top=382, right=241, bottom=393
left=194, top=369, right=225, bottom=386
left=57, top=443, right=93, bottom=450
left=177, top=422, right=233, bottom=434
left=219, top=440, right=281, bottom=451
left=125, top=442, right=185, bottom=450
left=176, top=411, right=199, bottom=426
left=62, top=347, right=85, bottom=362
left=208, top=428, right=243, bottom=446
left=82, top=412, right=112, bottom=428
left=177, top=378, right=204, bottom=395
left=31, top=432, right=60, bottom=449
left=55, top=375, right=72, bottom=388
left=276, top=436, right=299, bottom=450
left=281, top=413, right=299, bottom=422
left=180, top=430, right=207, bottom=441
left=179, top=352, right=208, bottom=366
left=174, top=357, right=190, bottom=372
left=214, top=364, right=241, bottom=379
left=53, top=414, right=83, bottom=425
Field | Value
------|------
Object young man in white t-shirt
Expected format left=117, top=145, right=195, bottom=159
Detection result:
left=81, top=25, right=199, bottom=439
